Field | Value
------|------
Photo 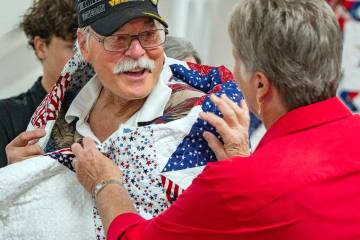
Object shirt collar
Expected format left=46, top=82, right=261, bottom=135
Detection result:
left=257, top=97, right=353, bottom=150
left=65, top=55, right=187, bottom=125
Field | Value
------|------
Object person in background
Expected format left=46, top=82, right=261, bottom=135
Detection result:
left=164, top=36, right=201, bottom=64
left=72, top=0, right=360, bottom=239
left=0, top=0, right=77, bottom=167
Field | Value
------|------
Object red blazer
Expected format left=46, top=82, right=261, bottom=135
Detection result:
left=108, top=97, right=360, bottom=240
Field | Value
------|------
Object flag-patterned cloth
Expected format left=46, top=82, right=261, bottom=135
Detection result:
left=339, top=90, right=360, bottom=112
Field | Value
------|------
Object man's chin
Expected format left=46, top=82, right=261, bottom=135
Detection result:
left=119, top=85, right=153, bottom=100
left=125, top=91, right=151, bottom=101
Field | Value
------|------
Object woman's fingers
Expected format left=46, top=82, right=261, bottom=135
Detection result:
left=200, top=111, right=233, bottom=143
left=210, top=94, right=250, bottom=129
left=200, top=94, right=251, bottom=160
left=210, top=94, right=239, bottom=128
left=219, top=95, right=250, bottom=128
left=203, top=131, right=227, bottom=160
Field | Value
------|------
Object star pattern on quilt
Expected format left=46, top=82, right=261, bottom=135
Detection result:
left=93, top=206, right=105, bottom=240
left=47, top=148, right=75, bottom=171
left=162, top=64, right=244, bottom=172
left=101, top=126, right=170, bottom=216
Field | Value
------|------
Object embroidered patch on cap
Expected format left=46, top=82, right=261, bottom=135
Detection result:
left=108, top=0, right=145, bottom=7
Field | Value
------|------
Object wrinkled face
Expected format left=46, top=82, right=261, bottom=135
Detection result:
left=42, top=36, right=74, bottom=85
left=83, top=17, right=165, bottom=101
left=232, top=49, right=258, bottom=115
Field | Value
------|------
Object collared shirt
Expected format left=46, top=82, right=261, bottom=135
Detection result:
left=107, top=97, right=360, bottom=240
left=65, top=56, right=184, bottom=144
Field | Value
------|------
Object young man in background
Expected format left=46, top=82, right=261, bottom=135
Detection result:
left=0, top=0, right=77, bottom=167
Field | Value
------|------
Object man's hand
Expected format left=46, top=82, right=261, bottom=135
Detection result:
left=6, top=129, right=46, bottom=164
left=72, top=138, right=135, bottom=234
left=71, top=137, right=123, bottom=195
left=200, top=94, right=250, bottom=160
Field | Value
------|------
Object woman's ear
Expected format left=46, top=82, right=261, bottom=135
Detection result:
left=33, top=36, right=47, bottom=61
left=77, top=30, right=90, bottom=61
left=254, top=72, right=270, bottom=103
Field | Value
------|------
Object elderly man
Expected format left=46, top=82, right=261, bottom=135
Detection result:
left=73, top=0, right=360, bottom=239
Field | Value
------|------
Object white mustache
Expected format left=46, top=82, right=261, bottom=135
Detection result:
left=113, top=57, right=155, bottom=74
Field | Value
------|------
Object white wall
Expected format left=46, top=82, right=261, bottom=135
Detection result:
left=0, top=1, right=42, bottom=99
left=159, top=0, right=238, bottom=69
left=0, top=1, right=33, bottom=36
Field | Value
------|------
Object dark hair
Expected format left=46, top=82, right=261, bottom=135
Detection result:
left=20, top=0, right=78, bottom=49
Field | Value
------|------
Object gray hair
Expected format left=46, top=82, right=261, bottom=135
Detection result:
left=164, top=36, right=201, bottom=64
left=77, top=26, right=92, bottom=50
left=228, top=0, right=343, bottom=110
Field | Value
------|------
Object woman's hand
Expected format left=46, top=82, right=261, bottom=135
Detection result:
left=200, top=94, right=250, bottom=160
left=71, top=137, right=122, bottom=195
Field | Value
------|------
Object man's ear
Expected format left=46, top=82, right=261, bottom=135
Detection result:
left=77, top=30, right=90, bottom=61
left=254, top=71, right=270, bottom=103
left=33, top=36, right=47, bottom=61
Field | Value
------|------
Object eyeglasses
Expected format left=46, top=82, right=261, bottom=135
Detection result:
left=90, top=28, right=168, bottom=52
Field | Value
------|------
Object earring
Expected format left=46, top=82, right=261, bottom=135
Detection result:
left=257, top=98, right=263, bottom=117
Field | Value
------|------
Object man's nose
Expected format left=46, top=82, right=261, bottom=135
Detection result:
left=125, top=39, right=146, bottom=59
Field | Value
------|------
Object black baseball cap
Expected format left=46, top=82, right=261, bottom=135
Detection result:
left=76, top=0, right=168, bottom=36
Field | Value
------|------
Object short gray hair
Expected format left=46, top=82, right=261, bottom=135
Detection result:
left=228, top=0, right=343, bottom=110
left=164, top=36, right=201, bottom=64
left=78, top=26, right=92, bottom=50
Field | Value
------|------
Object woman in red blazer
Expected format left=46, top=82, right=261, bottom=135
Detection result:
left=73, top=0, right=360, bottom=239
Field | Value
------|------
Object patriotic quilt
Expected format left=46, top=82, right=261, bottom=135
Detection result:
left=0, top=42, right=243, bottom=240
